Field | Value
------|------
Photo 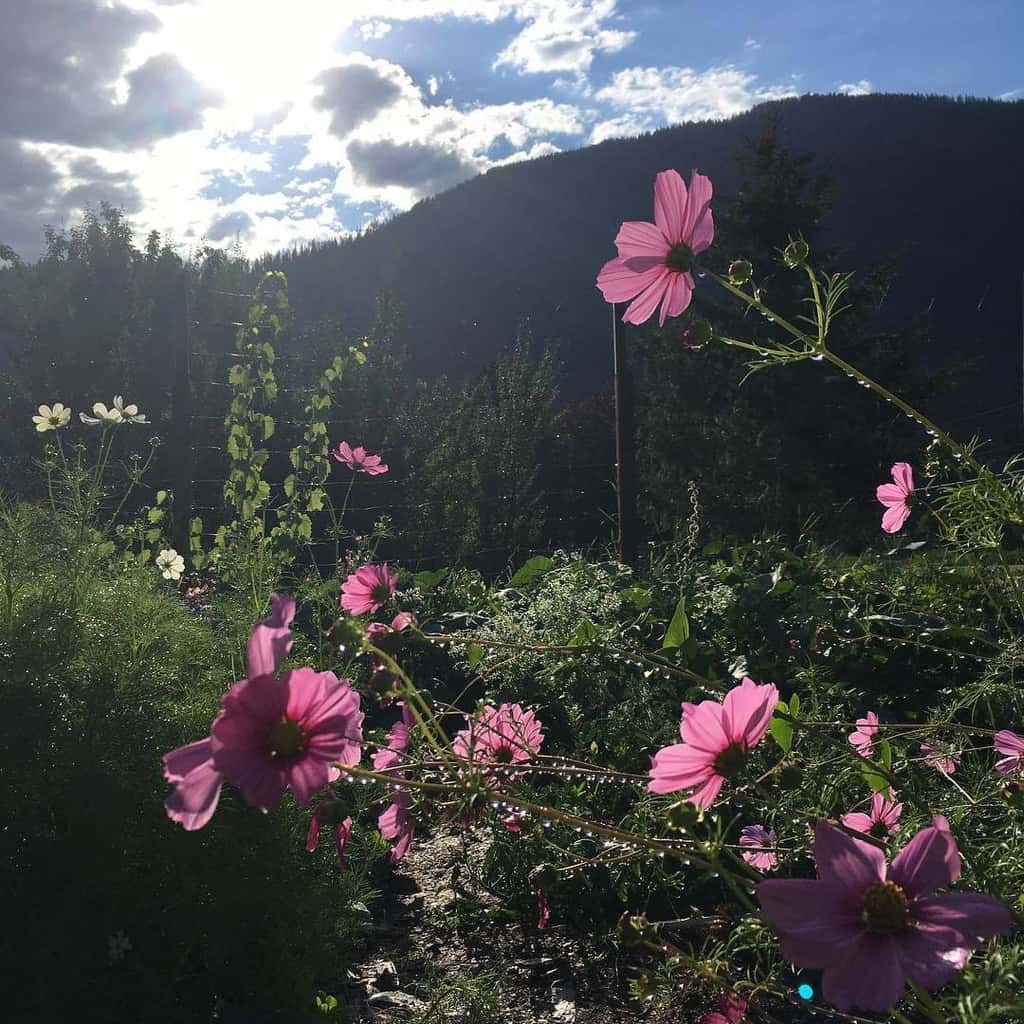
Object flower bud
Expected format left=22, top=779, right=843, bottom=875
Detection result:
left=783, top=239, right=809, bottom=268
left=728, top=259, right=753, bottom=285
left=777, top=758, right=803, bottom=790
left=667, top=800, right=699, bottom=830
left=681, top=319, right=712, bottom=350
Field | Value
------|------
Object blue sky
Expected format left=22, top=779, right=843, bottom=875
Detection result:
left=1, top=0, right=1021, bottom=259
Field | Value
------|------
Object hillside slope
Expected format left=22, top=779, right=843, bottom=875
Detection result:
left=266, top=93, right=1024, bottom=433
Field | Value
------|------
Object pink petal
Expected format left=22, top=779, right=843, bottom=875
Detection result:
left=896, top=923, right=969, bottom=991
left=689, top=205, right=714, bottom=254
left=596, top=255, right=666, bottom=304
left=756, top=878, right=863, bottom=966
left=164, top=755, right=223, bottom=831
left=876, top=483, right=907, bottom=506
left=913, top=892, right=1012, bottom=946
left=622, top=267, right=672, bottom=325
left=332, top=817, right=353, bottom=871
left=652, top=169, right=687, bottom=241
left=840, top=811, right=875, bottom=835
left=722, top=678, right=779, bottom=749
left=681, top=170, right=713, bottom=240
left=163, top=737, right=215, bottom=783
left=821, top=935, right=907, bottom=1012
left=889, top=822, right=960, bottom=898
left=246, top=592, right=295, bottom=677
left=648, top=743, right=716, bottom=794
left=881, top=502, right=912, bottom=533
left=687, top=772, right=726, bottom=809
left=891, top=462, right=914, bottom=495
left=657, top=271, right=694, bottom=325
left=994, top=730, right=1024, bottom=756
left=614, top=219, right=669, bottom=259
left=679, top=700, right=730, bottom=753
left=813, top=821, right=886, bottom=894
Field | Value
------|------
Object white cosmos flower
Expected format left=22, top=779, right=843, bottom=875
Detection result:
left=112, top=395, right=148, bottom=424
left=155, top=548, right=185, bottom=581
left=32, top=403, right=71, bottom=432
left=80, top=402, right=124, bottom=427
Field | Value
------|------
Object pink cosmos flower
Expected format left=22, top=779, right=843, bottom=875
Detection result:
left=702, top=992, right=747, bottom=1024
left=379, top=791, right=414, bottom=862
left=452, top=702, right=545, bottom=768
left=306, top=801, right=353, bottom=872
left=739, top=824, right=778, bottom=871
left=648, top=677, right=779, bottom=809
left=842, top=790, right=903, bottom=840
left=164, top=593, right=297, bottom=830
left=372, top=702, right=413, bottom=774
left=995, top=730, right=1024, bottom=775
left=340, top=563, right=398, bottom=616
left=921, top=743, right=960, bottom=775
left=877, top=462, right=915, bottom=534
left=848, top=712, right=879, bottom=759
left=596, top=169, right=714, bottom=326
left=331, top=441, right=388, bottom=476
left=162, top=593, right=365, bottom=829
left=757, top=817, right=1011, bottom=1013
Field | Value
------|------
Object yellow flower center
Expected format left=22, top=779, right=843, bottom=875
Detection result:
left=267, top=717, right=306, bottom=758
left=861, top=881, right=910, bottom=935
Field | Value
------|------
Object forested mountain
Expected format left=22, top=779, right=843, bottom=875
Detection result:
left=264, top=93, right=1024, bottom=434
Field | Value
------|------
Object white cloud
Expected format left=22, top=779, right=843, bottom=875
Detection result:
left=592, top=64, right=799, bottom=141
left=997, top=87, right=1023, bottom=101
left=744, top=38, right=761, bottom=50
left=359, top=19, right=392, bottom=40
left=837, top=79, right=874, bottom=96
left=494, top=0, right=635, bottom=74
left=427, top=75, right=440, bottom=96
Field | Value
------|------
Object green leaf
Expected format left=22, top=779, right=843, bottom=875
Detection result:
left=466, top=643, right=483, bottom=669
left=769, top=578, right=795, bottom=597
left=570, top=617, right=600, bottom=646
left=283, top=475, right=296, bottom=499
left=769, top=701, right=793, bottom=753
left=789, top=692, right=801, bottom=718
left=620, top=586, right=652, bottom=610
left=263, top=415, right=275, bottom=440
left=861, top=760, right=891, bottom=794
left=155, top=489, right=168, bottom=506
left=662, top=596, right=690, bottom=649
left=509, top=555, right=553, bottom=588
left=413, top=568, right=448, bottom=590
left=147, top=507, right=164, bottom=523
left=307, top=488, right=325, bottom=512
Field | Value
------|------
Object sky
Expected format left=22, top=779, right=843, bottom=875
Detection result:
left=1, top=0, right=1021, bottom=260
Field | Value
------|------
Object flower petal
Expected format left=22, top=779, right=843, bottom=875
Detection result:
left=889, top=821, right=960, bottom=898
left=722, top=678, right=778, bottom=749
left=813, top=821, right=886, bottom=893
left=246, top=592, right=295, bottom=677
left=622, top=267, right=672, bottom=325
left=653, top=169, right=687, bottom=241
left=757, top=878, right=863, bottom=966
left=614, top=219, right=669, bottom=259
left=882, top=502, right=911, bottom=534
left=891, top=462, right=914, bottom=495
left=821, top=934, right=907, bottom=1012
left=657, top=271, right=694, bottom=325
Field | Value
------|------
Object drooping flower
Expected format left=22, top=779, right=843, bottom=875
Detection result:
left=340, top=563, right=399, bottom=616
left=32, top=403, right=71, bottom=432
left=596, top=169, right=714, bottom=326
left=112, top=395, right=148, bottom=424
left=702, top=991, right=747, bottom=1024
left=453, top=702, right=544, bottom=769
left=306, top=800, right=353, bottom=872
left=994, top=730, right=1024, bottom=775
left=163, top=594, right=364, bottom=830
left=921, top=743, right=960, bottom=775
left=331, top=441, right=388, bottom=475
left=842, top=790, right=903, bottom=840
left=372, top=702, right=413, bottom=773
left=156, top=548, right=185, bottom=581
left=378, top=791, right=414, bottom=862
left=80, top=401, right=123, bottom=426
left=757, top=818, right=1011, bottom=1012
left=739, top=824, right=778, bottom=871
left=848, top=712, right=879, bottom=759
left=648, top=677, right=779, bottom=809
left=876, top=462, right=915, bottom=534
